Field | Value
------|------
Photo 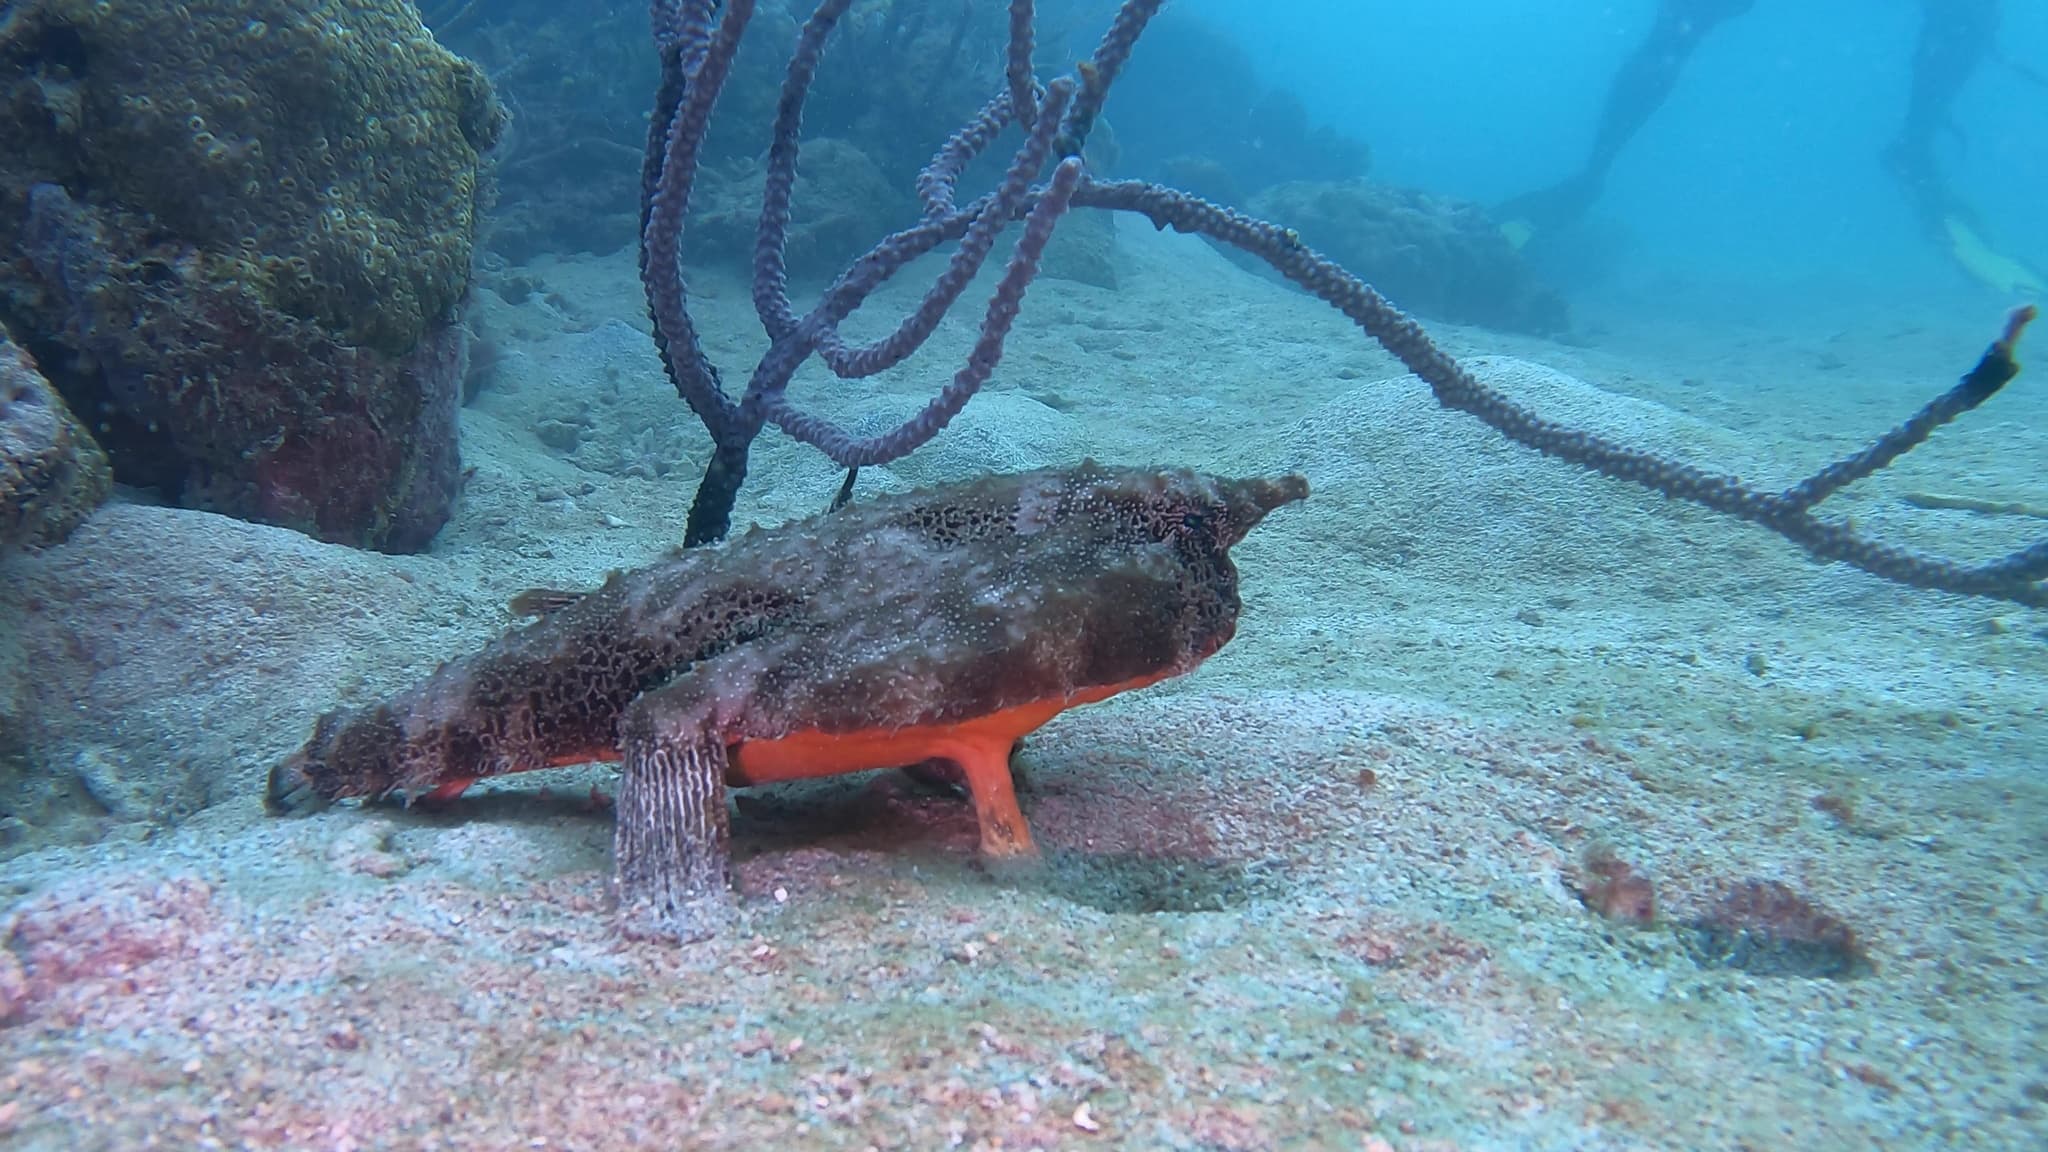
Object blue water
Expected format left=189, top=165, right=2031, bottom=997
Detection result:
left=1182, top=0, right=2047, bottom=315
left=5, top=3, right=2046, bottom=1148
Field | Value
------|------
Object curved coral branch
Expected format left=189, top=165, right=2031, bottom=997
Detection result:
left=640, top=0, right=751, bottom=442
left=765, top=157, right=1086, bottom=466
left=1074, top=179, right=2046, bottom=604
left=639, top=0, right=2045, bottom=606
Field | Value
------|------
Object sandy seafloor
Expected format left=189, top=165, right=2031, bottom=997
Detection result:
left=1, top=218, right=2044, bottom=1151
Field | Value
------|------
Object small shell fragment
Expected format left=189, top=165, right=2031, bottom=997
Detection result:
left=1072, top=1103, right=1100, bottom=1133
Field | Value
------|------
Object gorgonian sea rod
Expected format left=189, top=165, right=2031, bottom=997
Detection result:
left=640, top=0, right=2043, bottom=604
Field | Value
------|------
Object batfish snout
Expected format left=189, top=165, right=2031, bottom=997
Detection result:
left=1214, top=473, right=1309, bottom=547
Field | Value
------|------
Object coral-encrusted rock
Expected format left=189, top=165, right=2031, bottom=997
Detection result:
left=0, top=335, right=108, bottom=551
left=0, top=0, right=501, bottom=551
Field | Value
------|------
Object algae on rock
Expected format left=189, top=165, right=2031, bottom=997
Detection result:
left=0, top=335, right=108, bottom=552
left=0, top=0, right=503, bottom=551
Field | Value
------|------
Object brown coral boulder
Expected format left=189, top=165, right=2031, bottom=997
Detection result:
left=0, top=0, right=502, bottom=551
left=0, top=334, right=108, bottom=551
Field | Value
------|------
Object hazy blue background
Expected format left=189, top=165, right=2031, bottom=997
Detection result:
left=1179, top=0, right=2047, bottom=319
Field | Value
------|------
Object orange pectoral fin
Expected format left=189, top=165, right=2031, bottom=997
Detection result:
left=418, top=777, right=476, bottom=805
left=943, top=736, right=1037, bottom=859
left=509, top=587, right=588, bottom=619
left=726, top=672, right=1180, bottom=858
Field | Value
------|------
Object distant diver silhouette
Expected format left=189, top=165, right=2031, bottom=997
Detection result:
left=1496, top=0, right=2042, bottom=297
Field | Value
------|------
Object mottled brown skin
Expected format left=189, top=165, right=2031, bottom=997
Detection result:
left=267, top=462, right=1306, bottom=939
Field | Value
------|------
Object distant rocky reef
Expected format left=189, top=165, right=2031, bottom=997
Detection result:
left=435, top=2, right=1562, bottom=334
left=1250, top=181, right=1571, bottom=336
left=438, top=0, right=1019, bottom=273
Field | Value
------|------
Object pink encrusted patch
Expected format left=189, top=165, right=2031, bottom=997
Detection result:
left=6, top=875, right=220, bottom=1003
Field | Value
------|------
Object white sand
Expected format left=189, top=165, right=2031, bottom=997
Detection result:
left=2, top=222, right=2043, bottom=1151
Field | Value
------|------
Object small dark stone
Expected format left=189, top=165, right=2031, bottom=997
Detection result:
left=533, top=419, right=584, bottom=453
